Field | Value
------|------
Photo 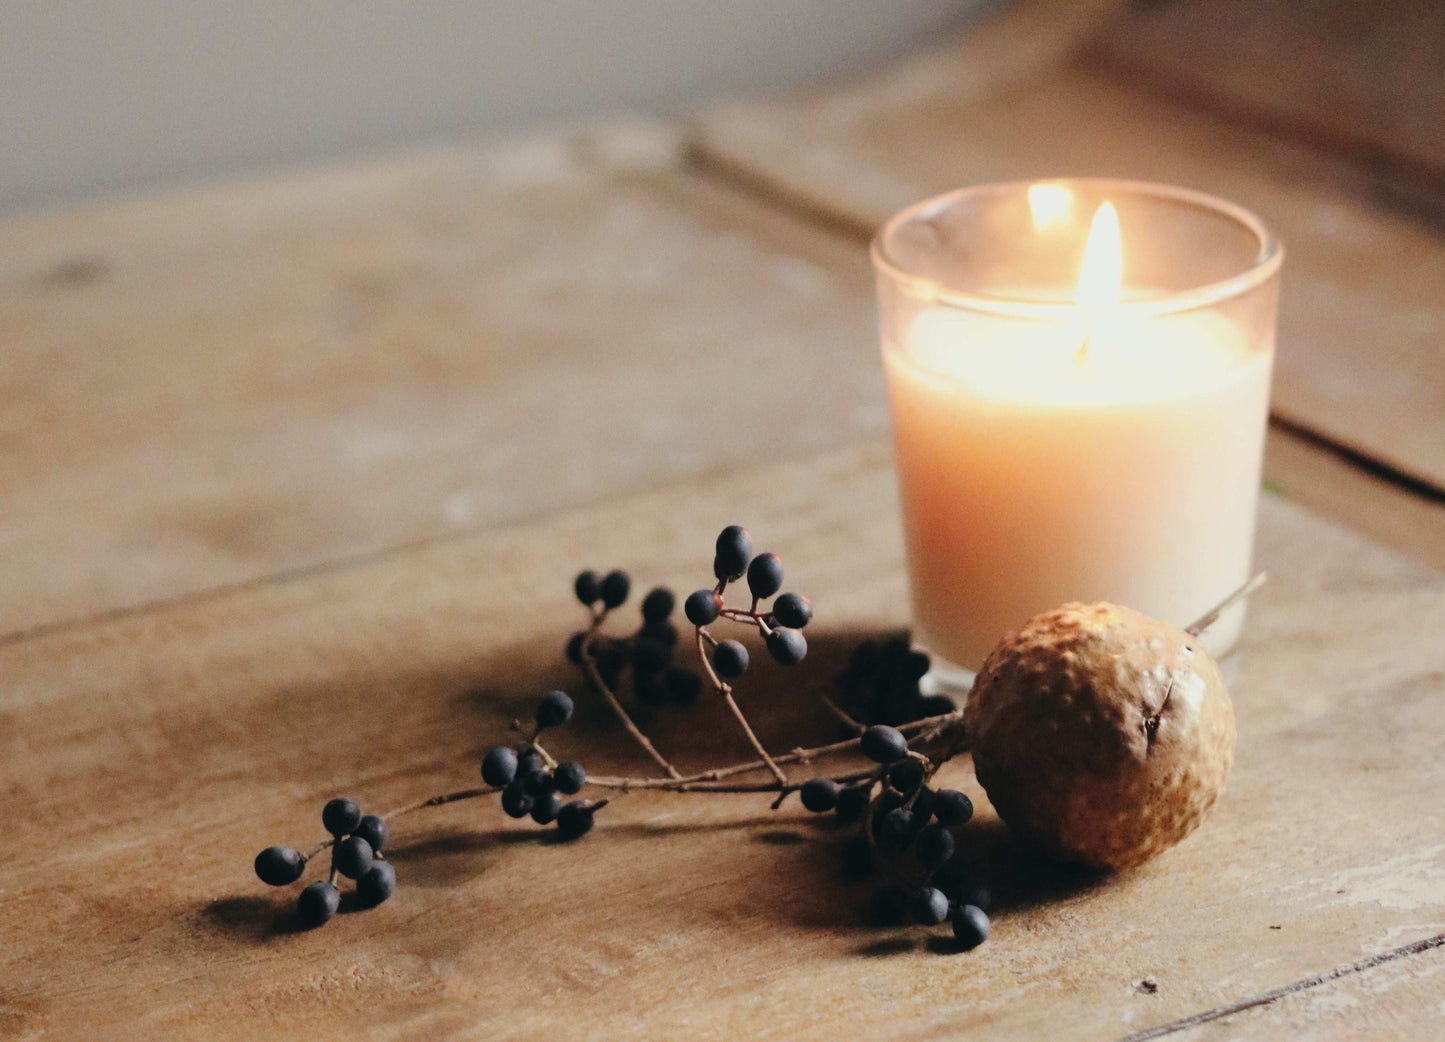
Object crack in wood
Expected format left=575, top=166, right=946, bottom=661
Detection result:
left=1113, top=932, right=1445, bottom=1041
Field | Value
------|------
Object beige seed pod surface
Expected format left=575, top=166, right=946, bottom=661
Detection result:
left=964, top=602, right=1236, bottom=870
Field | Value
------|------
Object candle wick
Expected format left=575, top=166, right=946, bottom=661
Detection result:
left=1074, top=332, right=1091, bottom=366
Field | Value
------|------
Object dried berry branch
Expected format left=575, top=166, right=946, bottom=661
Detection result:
left=1187, top=573, right=1267, bottom=636
left=251, top=526, right=1262, bottom=952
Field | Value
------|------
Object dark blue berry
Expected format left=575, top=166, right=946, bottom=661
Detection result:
left=333, top=835, right=374, bottom=880
left=911, top=787, right=937, bottom=825
left=952, top=904, right=990, bottom=950
left=516, top=751, right=545, bottom=779
left=860, top=725, right=909, bottom=764
left=911, top=886, right=950, bottom=926
left=481, top=746, right=518, bottom=787
left=917, top=693, right=957, bottom=718
left=502, top=781, right=534, bottom=819
left=556, top=799, right=602, bottom=840
left=640, top=586, right=675, bottom=623
left=712, top=639, right=749, bottom=679
left=536, top=690, right=574, bottom=729
left=874, top=807, right=916, bottom=854
left=297, top=880, right=340, bottom=928
left=574, top=570, right=602, bottom=606
left=916, top=824, right=955, bottom=870
left=888, top=758, right=925, bottom=792
left=834, top=783, right=870, bottom=823
left=955, top=879, right=992, bottom=913
left=714, top=526, right=753, bottom=580
left=684, top=589, right=721, bottom=626
left=765, top=626, right=807, bottom=666
left=932, top=789, right=974, bottom=827
left=771, top=593, right=812, bottom=629
left=356, top=860, right=396, bottom=906
left=254, top=845, right=305, bottom=886
left=932, top=855, right=973, bottom=897
left=353, top=814, right=388, bottom=855
left=565, top=631, right=587, bottom=664
left=521, top=767, right=555, bottom=797
left=553, top=761, right=586, bottom=795
left=531, top=791, right=562, bottom=825
left=870, top=883, right=909, bottom=926
left=665, top=667, right=703, bottom=706
left=799, top=777, right=838, bottom=813
left=321, top=797, right=362, bottom=837
left=599, top=570, right=631, bottom=609
left=746, top=553, right=784, bottom=599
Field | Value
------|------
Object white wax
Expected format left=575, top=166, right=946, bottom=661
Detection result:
left=885, top=305, right=1272, bottom=670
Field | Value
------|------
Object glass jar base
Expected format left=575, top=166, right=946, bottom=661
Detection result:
left=918, top=654, right=977, bottom=700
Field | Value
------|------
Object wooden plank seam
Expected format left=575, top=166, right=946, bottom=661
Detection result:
left=1115, top=932, right=1445, bottom=1041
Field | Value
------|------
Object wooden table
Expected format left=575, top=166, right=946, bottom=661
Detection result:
left=4, top=4, right=1444, bottom=1038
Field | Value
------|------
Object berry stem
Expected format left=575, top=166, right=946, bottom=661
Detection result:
left=818, top=692, right=865, bottom=734
left=529, top=740, right=559, bottom=770
left=723, top=689, right=788, bottom=784
left=383, top=786, right=501, bottom=820
left=581, top=618, right=683, bottom=780
left=585, top=767, right=876, bottom=796
left=1186, top=572, right=1267, bottom=636
left=718, top=606, right=774, bottom=635
left=695, top=627, right=787, bottom=784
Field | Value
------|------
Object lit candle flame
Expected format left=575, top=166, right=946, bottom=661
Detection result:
left=1073, top=203, right=1122, bottom=364
left=1075, top=202, right=1123, bottom=310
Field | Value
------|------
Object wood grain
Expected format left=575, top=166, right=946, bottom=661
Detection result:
left=694, top=46, right=1445, bottom=494
left=1264, top=424, right=1445, bottom=572
left=1098, top=0, right=1445, bottom=196
left=3, top=441, right=1443, bottom=1041
left=0, top=123, right=881, bottom=638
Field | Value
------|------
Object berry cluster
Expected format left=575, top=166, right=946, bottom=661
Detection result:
left=251, top=523, right=980, bottom=949
left=254, top=797, right=396, bottom=928
left=796, top=723, right=991, bottom=949
left=479, top=691, right=606, bottom=839
left=684, top=524, right=813, bottom=678
left=254, top=692, right=605, bottom=929
left=567, top=571, right=703, bottom=707
left=834, top=634, right=956, bottom=729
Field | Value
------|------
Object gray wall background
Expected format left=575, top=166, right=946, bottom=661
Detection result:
left=0, top=1, right=988, bottom=216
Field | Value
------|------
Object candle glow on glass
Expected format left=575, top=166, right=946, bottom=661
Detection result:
left=1026, top=182, right=1074, bottom=230
left=878, top=182, right=1277, bottom=672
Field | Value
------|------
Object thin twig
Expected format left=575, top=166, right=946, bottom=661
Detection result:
left=1187, top=572, right=1267, bottom=636
left=723, top=689, right=788, bottom=784
left=582, top=621, right=683, bottom=780
left=586, top=768, right=876, bottom=795
left=530, top=739, right=559, bottom=770
left=818, top=691, right=865, bottom=734
left=696, top=628, right=787, bottom=784
left=383, top=786, right=499, bottom=820
left=599, top=709, right=961, bottom=788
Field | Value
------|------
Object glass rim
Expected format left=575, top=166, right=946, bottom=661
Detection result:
left=870, top=178, right=1284, bottom=319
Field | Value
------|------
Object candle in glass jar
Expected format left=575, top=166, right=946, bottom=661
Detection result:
left=874, top=181, right=1281, bottom=675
